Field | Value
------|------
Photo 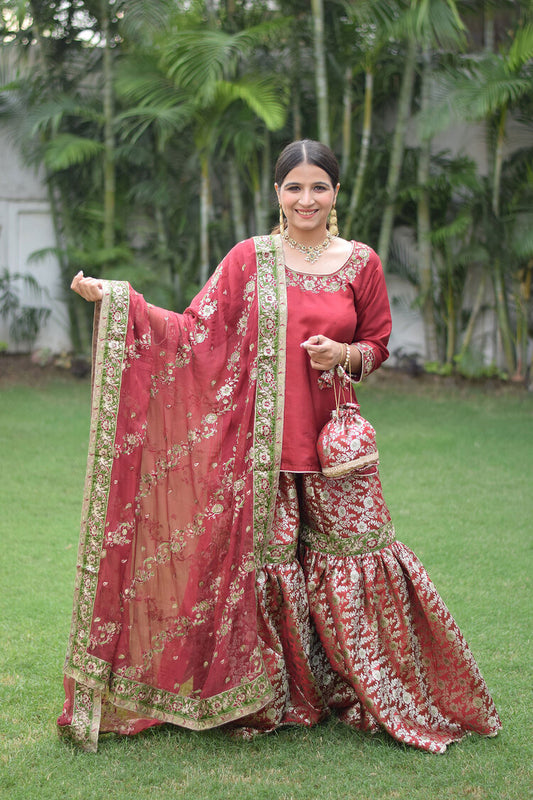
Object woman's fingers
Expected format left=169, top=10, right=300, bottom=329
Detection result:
left=301, top=335, right=343, bottom=370
left=71, top=271, right=103, bottom=302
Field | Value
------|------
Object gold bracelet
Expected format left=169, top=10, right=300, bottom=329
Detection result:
left=343, top=343, right=351, bottom=372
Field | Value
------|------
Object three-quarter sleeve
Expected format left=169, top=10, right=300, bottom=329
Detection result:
left=351, top=248, right=391, bottom=381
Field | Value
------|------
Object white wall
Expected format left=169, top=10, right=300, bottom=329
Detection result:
left=0, top=135, right=70, bottom=352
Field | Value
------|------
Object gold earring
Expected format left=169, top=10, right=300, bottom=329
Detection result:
left=279, top=205, right=285, bottom=236
left=328, top=206, right=338, bottom=237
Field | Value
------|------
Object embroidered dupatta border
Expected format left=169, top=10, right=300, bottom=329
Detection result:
left=61, top=281, right=129, bottom=749
left=252, top=235, right=287, bottom=564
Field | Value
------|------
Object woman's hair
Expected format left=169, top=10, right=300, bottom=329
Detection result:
left=274, top=139, right=339, bottom=188
left=272, top=140, right=340, bottom=234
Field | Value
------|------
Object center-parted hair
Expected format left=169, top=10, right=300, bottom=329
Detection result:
left=274, top=140, right=340, bottom=188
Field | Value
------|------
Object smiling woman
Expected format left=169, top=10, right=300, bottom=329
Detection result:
left=277, top=164, right=337, bottom=238
left=274, top=141, right=352, bottom=276
left=59, top=139, right=500, bottom=754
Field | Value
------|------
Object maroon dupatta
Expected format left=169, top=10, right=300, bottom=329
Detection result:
left=58, top=236, right=287, bottom=750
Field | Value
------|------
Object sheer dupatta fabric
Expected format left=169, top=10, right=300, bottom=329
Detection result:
left=58, top=236, right=287, bottom=751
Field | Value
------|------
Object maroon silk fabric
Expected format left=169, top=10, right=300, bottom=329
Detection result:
left=59, top=238, right=280, bottom=748
left=282, top=243, right=391, bottom=471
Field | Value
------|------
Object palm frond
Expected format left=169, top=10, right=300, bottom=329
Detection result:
left=116, top=105, right=194, bottom=144
left=161, top=29, right=244, bottom=89
left=116, top=0, right=173, bottom=43
left=210, top=78, right=287, bottom=132
left=43, top=134, right=104, bottom=171
left=506, top=23, right=533, bottom=73
left=430, top=210, right=472, bottom=246
left=161, top=19, right=289, bottom=91
left=390, top=0, right=466, bottom=49
left=115, top=56, right=183, bottom=107
left=510, top=213, right=533, bottom=259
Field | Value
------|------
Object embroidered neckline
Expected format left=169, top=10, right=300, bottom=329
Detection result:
left=285, top=242, right=370, bottom=293
left=284, top=241, right=355, bottom=277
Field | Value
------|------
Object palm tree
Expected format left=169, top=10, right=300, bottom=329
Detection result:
left=157, top=19, right=288, bottom=283
left=376, top=0, right=466, bottom=277
left=341, top=0, right=397, bottom=237
left=428, top=18, right=533, bottom=375
left=311, top=0, right=330, bottom=146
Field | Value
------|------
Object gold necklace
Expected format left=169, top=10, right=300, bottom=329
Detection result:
left=283, top=231, right=333, bottom=264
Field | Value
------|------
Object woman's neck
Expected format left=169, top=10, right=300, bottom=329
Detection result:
left=284, top=227, right=329, bottom=246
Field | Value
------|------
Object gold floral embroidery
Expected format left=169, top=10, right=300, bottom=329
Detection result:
left=252, top=235, right=287, bottom=566
left=65, top=281, right=129, bottom=683
left=355, top=342, right=376, bottom=381
left=285, top=243, right=371, bottom=294
left=301, top=521, right=396, bottom=557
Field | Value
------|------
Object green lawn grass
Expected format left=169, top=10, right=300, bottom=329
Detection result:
left=1, top=371, right=531, bottom=800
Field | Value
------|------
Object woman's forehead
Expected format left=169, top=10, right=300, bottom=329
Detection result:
left=281, top=162, right=334, bottom=186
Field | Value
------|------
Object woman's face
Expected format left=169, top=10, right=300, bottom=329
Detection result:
left=276, top=162, right=339, bottom=240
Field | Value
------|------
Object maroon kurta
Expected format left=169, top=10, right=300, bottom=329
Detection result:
left=281, top=243, right=390, bottom=472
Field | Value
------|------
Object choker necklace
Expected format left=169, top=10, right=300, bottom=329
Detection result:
left=283, top=231, right=333, bottom=264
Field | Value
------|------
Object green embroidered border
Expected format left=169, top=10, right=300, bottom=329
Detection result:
left=57, top=683, right=102, bottom=753
left=263, top=541, right=298, bottom=565
left=301, top=521, right=396, bottom=557
left=64, top=281, right=130, bottom=685
left=252, top=235, right=287, bottom=565
left=107, top=670, right=272, bottom=730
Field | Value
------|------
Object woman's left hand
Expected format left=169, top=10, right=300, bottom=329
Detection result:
left=301, top=335, right=343, bottom=371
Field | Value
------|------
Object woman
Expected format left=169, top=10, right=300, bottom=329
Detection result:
left=59, top=140, right=500, bottom=753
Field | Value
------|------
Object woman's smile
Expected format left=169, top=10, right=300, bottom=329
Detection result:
left=276, top=162, right=339, bottom=243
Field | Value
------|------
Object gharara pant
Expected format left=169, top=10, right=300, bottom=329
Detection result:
left=232, top=470, right=501, bottom=753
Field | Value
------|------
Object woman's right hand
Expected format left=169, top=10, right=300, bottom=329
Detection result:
left=71, top=271, right=104, bottom=302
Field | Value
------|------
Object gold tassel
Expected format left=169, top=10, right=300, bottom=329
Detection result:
left=279, top=205, right=285, bottom=236
left=328, top=206, right=338, bottom=237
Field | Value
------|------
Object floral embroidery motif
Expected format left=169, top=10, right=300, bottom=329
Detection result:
left=285, top=243, right=371, bottom=293
left=65, top=281, right=129, bottom=684
left=301, top=521, right=395, bottom=557
left=234, top=471, right=501, bottom=751
left=252, top=235, right=287, bottom=566
left=354, top=342, right=376, bottom=381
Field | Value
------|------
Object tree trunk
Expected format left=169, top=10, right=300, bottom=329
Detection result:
left=102, top=0, right=115, bottom=253
left=311, top=0, right=329, bottom=146
left=377, top=36, right=417, bottom=269
left=345, top=68, right=373, bottom=238
left=47, top=183, right=89, bottom=354
left=416, top=44, right=439, bottom=362
left=199, top=155, right=211, bottom=286
left=341, top=65, right=352, bottom=179
left=492, top=107, right=507, bottom=218
left=445, top=267, right=456, bottom=365
left=483, top=4, right=495, bottom=52
left=291, top=47, right=302, bottom=141
left=492, top=258, right=516, bottom=374
left=259, top=135, right=271, bottom=234
left=229, top=158, right=246, bottom=242
left=490, top=105, right=515, bottom=373
left=458, top=272, right=487, bottom=359
left=514, top=267, right=531, bottom=381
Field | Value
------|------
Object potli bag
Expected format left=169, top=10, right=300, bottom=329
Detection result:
left=316, top=354, right=379, bottom=478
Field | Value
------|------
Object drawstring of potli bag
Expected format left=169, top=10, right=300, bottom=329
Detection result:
left=333, top=344, right=354, bottom=413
